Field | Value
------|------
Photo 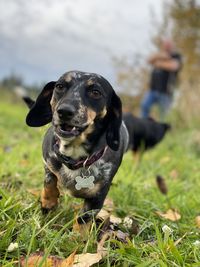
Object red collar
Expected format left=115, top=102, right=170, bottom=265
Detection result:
left=54, top=140, right=107, bottom=170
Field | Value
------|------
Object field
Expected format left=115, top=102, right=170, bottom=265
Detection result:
left=0, top=92, right=200, bottom=266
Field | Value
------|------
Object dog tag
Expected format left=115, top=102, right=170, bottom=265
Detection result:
left=75, top=175, right=95, bottom=190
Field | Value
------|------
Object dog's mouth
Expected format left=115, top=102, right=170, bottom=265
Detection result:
left=55, top=123, right=88, bottom=138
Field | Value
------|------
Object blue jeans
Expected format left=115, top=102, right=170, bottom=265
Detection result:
left=141, top=90, right=172, bottom=119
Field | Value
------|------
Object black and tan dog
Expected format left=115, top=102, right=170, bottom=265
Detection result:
left=123, top=112, right=171, bottom=154
left=25, top=71, right=129, bottom=224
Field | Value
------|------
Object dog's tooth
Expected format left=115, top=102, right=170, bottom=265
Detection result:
left=72, top=127, right=76, bottom=131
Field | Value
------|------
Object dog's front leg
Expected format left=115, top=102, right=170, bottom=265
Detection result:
left=41, top=166, right=60, bottom=213
left=78, top=193, right=108, bottom=224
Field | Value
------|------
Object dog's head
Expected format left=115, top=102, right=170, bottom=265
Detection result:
left=26, top=71, right=122, bottom=151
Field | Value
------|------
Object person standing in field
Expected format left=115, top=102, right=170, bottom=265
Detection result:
left=141, top=39, right=182, bottom=119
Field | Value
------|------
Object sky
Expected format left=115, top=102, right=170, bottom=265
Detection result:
left=0, top=0, right=164, bottom=90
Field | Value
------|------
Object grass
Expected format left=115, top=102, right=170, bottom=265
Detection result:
left=0, top=92, right=200, bottom=266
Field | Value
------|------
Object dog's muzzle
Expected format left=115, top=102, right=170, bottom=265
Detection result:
left=54, top=103, right=88, bottom=138
left=55, top=123, right=88, bottom=138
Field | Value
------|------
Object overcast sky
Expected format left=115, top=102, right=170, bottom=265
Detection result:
left=0, top=0, right=164, bottom=90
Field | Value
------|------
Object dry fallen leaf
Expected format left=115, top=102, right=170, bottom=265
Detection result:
left=155, top=209, right=181, bottom=221
left=20, top=250, right=104, bottom=267
left=109, top=214, right=122, bottom=225
left=170, top=169, right=179, bottom=180
left=20, top=252, right=76, bottom=267
left=97, top=209, right=122, bottom=225
left=97, top=232, right=110, bottom=257
left=114, top=230, right=129, bottom=243
left=73, top=229, right=111, bottom=267
left=97, top=197, right=115, bottom=220
left=19, top=159, right=29, bottom=166
left=70, top=203, right=82, bottom=211
left=103, top=198, right=114, bottom=212
left=73, top=253, right=102, bottom=267
left=72, top=218, right=92, bottom=240
left=195, top=216, right=200, bottom=228
left=174, top=233, right=187, bottom=247
left=97, top=209, right=110, bottom=221
left=156, top=175, right=168, bottom=195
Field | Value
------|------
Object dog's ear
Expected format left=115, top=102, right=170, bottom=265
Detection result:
left=106, top=91, right=122, bottom=151
left=26, top=81, right=56, bottom=127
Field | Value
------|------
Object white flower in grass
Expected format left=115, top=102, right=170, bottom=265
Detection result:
left=162, top=225, right=173, bottom=235
left=7, top=242, right=18, bottom=252
left=193, top=240, right=200, bottom=247
left=123, top=216, right=133, bottom=228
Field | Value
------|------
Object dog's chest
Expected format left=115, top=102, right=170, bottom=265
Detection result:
left=59, top=140, right=88, bottom=159
left=56, top=159, right=113, bottom=197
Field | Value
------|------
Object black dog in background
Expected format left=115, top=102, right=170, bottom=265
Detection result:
left=123, top=112, right=171, bottom=153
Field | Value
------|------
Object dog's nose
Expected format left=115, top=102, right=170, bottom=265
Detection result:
left=57, top=104, right=76, bottom=120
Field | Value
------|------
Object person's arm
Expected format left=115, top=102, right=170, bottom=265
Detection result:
left=154, top=58, right=180, bottom=71
left=148, top=52, right=170, bottom=65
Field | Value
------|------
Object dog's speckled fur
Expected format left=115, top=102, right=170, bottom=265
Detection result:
left=25, top=71, right=129, bottom=223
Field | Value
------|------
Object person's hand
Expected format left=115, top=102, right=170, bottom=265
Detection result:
left=148, top=52, right=170, bottom=65
left=154, top=60, right=162, bottom=68
left=154, top=58, right=180, bottom=71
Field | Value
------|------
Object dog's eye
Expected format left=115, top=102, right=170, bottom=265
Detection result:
left=88, top=89, right=102, bottom=99
left=55, top=84, right=64, bottom=90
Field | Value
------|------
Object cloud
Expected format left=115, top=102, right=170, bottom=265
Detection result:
left=0, top=0, right=163, bottom=88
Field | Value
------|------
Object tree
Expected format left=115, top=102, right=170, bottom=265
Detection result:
left=113, top=55, right=149, bottom=113
left=1, top=73, right=23, bottom=89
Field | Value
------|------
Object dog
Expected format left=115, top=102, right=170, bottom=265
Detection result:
left=123, top=112, right=171, bottom=153
left=23, top=96, right=35, bottom=109
left=25, top=71, right=129, bottom=224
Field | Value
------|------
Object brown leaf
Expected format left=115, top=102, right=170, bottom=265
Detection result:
left=170, top=169, right=179, bottom=180
left=115, top=230, right=129, bottom=243
left=195, top=216, right=200, bottom=228
left=109, top=214, right=122, bottom=225
left=156, top=175, right=168, bottom=195
left=72, top=218, right=92, bottom=240
left=155, top=209, right=181, bottom=221
left=97, top=209, right=110, bottom=221
left=97, top=198, right=114, bottom=221
left=20, top=253, right=44, bottom=266
left=70, top=203, right=82, bottom=211
left=114, top=230, right=130, bottom=243
left=103, top=198, right=114, bottom=212
left=174, top=233, right=187, bottom=247
left=62, top=251, right=76, bottom=267
left=20, top=251, right=76, bottom=267
left=19, top=159, right=29, bottom=166
left=97, top=232, right=110, bottom=257
left=73, top=253, right=102, bottom=267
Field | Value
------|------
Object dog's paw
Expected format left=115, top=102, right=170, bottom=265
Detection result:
left=77, top=208, right=98, bottom=224
left=77, top=213, right=92, bottom=224
left=40, top=189, right=59, bottom=213
left=40, top=198, right=58, bottom=214
left=41, top=206, right=51, bottom=214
